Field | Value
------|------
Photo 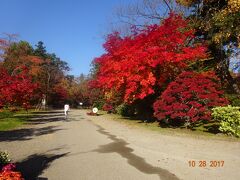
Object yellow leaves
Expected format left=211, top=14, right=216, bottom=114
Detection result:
left=213, top=33, right=222, bottom=44
left=104, top=91, right=114, bottom=100
left=176, top=0, right=239, bottom=48
left=228, top=0, right=240, bottom=12
left=200, top=20, right=211, bottom=31
left=226, top=32, right=231, bottom=38
left=213, top=31, right=233, bottom=45
left=176, top=0, right=239, bottom=9
left=176, top=0, right=195, bottom=7
left=206, top=4, right=239, bottom=45
left=212, top=9, right=228, bottom=24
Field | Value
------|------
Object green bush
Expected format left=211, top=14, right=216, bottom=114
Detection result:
left=93, top=100, right=105, bottom=110
left=225, top=94, right=240, bottom=106
left=116, top=103, right=135, bottom=117
left=0, top=151, right=11, bottom=165
left=212, top=106, right=240, bottom=137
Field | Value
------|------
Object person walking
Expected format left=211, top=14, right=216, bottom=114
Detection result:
left=64, top=104, right=70, bottom=119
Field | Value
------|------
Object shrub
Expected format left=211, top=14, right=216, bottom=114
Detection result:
left=212, top=106, right=240, bottom=137
left=116, top=103, right=135, bottom=117
left=0, top=153, right=24, bottom=180
left=0, top=152, right=11, bottom=165
left=0, top=170, right=24, bottom=180
left=0, top=164, right=24, bottom=180
left=153, top=71, right=229, bottom=127
left=225, top=94, right=240, bottom=106
left=93, top=100, right=105, bottom=110
left=102, top=104, right=114, bottom=113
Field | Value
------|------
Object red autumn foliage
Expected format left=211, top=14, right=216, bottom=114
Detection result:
left=53, top=85, right=68, bottom=101
left=91, top=13, right=207, bottom=103
left=0, top=66, right=38, bottom=109
left=153, top=71, right=229, bottom=124
left=49, top=84, right=68, bottom=107
left=0, top=163, right=24, bottom=180
left=0, top=171, right=23, bottom=180
left=102, top=103, right=113, bottom=112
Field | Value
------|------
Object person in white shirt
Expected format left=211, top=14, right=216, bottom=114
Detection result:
left=64, top=104, right=70, bottom=118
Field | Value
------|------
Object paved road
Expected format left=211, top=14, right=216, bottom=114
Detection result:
left=0, top=110, right=239, bottom=180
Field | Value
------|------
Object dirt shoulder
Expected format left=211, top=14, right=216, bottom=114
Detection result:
left=83, top=110, right=240, bottom=180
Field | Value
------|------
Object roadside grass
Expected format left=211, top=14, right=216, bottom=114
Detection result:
left=99, top=111, right=239, bottom=141
left=0, top=110, right=34, bottom=131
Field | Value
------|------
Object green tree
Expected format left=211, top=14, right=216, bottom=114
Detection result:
left=177, top=0, right=240, bottom=93
left=33, top=41, right=70, bottom=106
left=34, top=41, right=47, bottom=59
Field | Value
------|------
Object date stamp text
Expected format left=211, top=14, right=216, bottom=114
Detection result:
left=188, top=160, right=224, bottom=168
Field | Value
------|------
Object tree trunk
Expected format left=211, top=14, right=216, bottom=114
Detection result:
left=217, top=53, right=240, bottom=95
left=213, top=46, right=240, bottom=94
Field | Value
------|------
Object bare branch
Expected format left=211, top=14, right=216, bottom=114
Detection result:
left=110, top=0, right=187, bottom=37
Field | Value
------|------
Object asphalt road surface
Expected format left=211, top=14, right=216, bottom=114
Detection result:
left=0, top=109, right=239, bottom=180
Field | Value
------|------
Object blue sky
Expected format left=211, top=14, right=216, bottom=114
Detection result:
left=0, top=0, right=135, bottom=76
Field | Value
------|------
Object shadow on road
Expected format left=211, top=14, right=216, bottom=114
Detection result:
left=24, top=111, right=81, bottom=125
left=32, top=111, right=63, bottom=114
left=16, top=152, right=69, bottom=180
left=0, top=110, right=69, bottom=142
left=94, top=125, right=179, bottom=180
left=26, top=117, right=65, bottom=125
left=0, top=126, right=64, bottom=142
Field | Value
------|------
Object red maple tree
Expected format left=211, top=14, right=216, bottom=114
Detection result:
left=92, top=13, right=207, bottom=103
left=0, top=66, right=38, bottom=109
